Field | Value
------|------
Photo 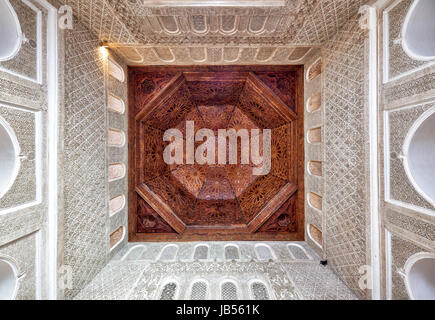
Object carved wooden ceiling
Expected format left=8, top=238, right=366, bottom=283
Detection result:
left=58, top=0, right=369, bottom=64
left=128, top=66, right=305, bottom=241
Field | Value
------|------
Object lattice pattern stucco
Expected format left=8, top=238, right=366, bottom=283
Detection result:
left=74, top=241, right=357, bottom=300
left=63, top=19, right=109, bottom=299
left=323, top=15, right=369, bottom=299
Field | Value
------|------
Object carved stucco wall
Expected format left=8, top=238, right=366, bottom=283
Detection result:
left=106, top=52, right=129, bottom=259
left=8, top=0, right=435, bottom=301
left=304, top=50, right=324, bottom=257
left=56, top=0, right=369, bottom=65
left=0, top=0, right=50, bottom=300
left=380, top=0, right=435, bottom=300
left=61, top=16, right=128, bottom=299
left=54, top=1, right=377, bottom=299
left=323, top=14, right=370, bottom=299
left=62, top=18, right=108, bottom=299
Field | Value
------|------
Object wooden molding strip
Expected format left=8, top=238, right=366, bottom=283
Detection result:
left=183, top=72, right=249, bottom=82
left=136, top=184, right=186, bottom=234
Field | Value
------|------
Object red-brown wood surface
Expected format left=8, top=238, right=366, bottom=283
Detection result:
left=128, top=65, right=305, bottom=242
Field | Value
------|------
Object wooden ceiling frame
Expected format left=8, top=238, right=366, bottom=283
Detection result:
left=128, top=65, right=305, bottom=242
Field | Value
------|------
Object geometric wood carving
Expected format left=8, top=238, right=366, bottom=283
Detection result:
left=128, top=65, right=305, bottom=241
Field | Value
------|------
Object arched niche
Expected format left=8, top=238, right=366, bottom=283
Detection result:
left=308, top=192, right=322, bottom=211
left=117, top=47, right=143, bottom=64
left=0, top=258, right=19, bottom=300
left=307, top=58, right=322, bottom=82
left=308, top=161, right=322, bottom=177
left=224, top=244, right=240, bottom=260
left=110, top=226, right=125, bottom=250
left=108, top=163, right=126, bottom=181
left=405, top=253, right=435, bottom=300
left=307, top=127, right=322, bottom=144
left=159, top=244, right=179, bottom=261
left=221, top=281, right=239, bottom=300
left=159, top=281, right=178, bottom=300
left=107, top=93, right=125, bottom=114
left=307, top=92, right=321, bottom=112
left=0, top=0, right=23, bottom=61
left=189, top=47, right=207, bottom=62
left=108, top=129, right=126, bottom=147
left=308, top=224, right=322, bottom=248
left=248, top=16, right=267, bottom=34
left=122, top=245, right=146, bottom=261
left=402, top=108, right=435, bottom=206
left=287, top=244, right=311, bottom=260
left=153, top=47, right=175, bottom=62
left=109, top=195, right=126, bottom=216
left=193, top=244, right=209, bottom=260
left=255, top=244, right=275, bottom=261
left=108, top=59, right=125, bottom=82
left=250, top=281, right=270, bottom=300
left=288, top=47, right=311, bottom=61
left=402, top=0, right=435, bottom=61
left=158, top=16, right=179, bottom=34
left=0, top=116, right=21, bottom=199
left=220, top=15, right=237, bottom=34
left=191, top=15, right=208, bottom=34
left=189, top=280, right=209, bottom=300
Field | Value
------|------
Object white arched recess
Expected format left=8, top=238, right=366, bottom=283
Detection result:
left=401, top=0, right=435, bottom=61
left=404, top=253, right=435, bottom=300
left=0, top=116, right=21, bottom=199
left=0, top=0, right=23, bottom=61
left=0, top=258, right=19, bottom=300
left=402, top=108, right=435, bottom=206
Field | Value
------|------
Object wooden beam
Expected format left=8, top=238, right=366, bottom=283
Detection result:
left=247, top=182, right=298, bottom=233
left=247, top=72, right=298, bottom=122
left=136, top=184, right=187, bottom=234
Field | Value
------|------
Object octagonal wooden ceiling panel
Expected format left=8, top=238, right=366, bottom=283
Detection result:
left=128, top=65, right=304, bottom=241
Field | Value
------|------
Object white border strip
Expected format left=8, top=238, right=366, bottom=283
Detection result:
left=367, top=6, right=381, bottom=300
left=35, top=0, right=59, bottom=300
left=385, top=230, right=392, bottom=300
